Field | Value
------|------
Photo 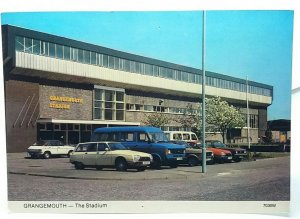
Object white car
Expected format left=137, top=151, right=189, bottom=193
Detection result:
left=70, top=142, right=153, bottom=171
left=27, top=140, right=75, bottom=159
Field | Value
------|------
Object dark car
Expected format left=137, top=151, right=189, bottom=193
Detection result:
left=206, top=140, right=247, bottom=162
left=170, top=141, right=214, bottom=166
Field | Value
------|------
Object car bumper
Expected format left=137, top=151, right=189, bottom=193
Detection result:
left=165, top=155, right=184, bottom=163
left=181, top=155, right=213, bottom=163
left=214, top=155, right=232, bottom=162
left=234, top=154, right=247, bottom=157
left=128, top=161, right=151, bottom=167
left=233, top=154, right=247, bottom=160
left=27, top=151, right=43, bottom=158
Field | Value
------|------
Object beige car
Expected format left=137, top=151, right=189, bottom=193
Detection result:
left=70, top=142, right=153, bottom=171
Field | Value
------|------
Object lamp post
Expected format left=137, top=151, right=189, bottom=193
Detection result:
left=246, top=76, right=251, bottom=150
left=201, top=10, right=207, bottom=173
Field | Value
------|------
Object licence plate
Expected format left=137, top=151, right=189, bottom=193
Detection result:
left=176, top=157, right=183, bottom=160
left=142, top=161, right=150, bottom=165
left=206, top=157, right=211, bottom=161
left=228, top=156, right=232, bottom=160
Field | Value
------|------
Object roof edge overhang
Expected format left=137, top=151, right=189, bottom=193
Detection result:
left=38, top=119, right=140, bottom=126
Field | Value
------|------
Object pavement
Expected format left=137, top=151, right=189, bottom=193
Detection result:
left=7, top=153, right=208, bottom=180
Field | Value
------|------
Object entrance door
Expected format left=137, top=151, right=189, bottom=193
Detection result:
left=68, top=131, right=79, bottom=145
left=53, top=131, right=66, bottom=144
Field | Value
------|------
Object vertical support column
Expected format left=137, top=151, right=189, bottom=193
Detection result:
left=201, top=10, right=207, bottom=173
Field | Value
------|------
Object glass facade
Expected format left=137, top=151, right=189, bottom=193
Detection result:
left=242, top=114, right=259, bottom=128
left=15, top=36, right=272, bottom=97
left=94, top=88, right=125, bottom=121
left=126, top=103, right=198, bottom=115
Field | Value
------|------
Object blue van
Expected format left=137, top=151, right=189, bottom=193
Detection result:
left=91, top=126, right=186, bottom=169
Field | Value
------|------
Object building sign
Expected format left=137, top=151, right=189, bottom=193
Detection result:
left=49, top=96, right=83, bottom=110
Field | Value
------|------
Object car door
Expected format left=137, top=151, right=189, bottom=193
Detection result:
left=82, top=143, right=98, bottom=166
left=72, top=143, right=87, bottom=163
left=95, top=143, right=112, bottom=166
left=134, top=132, right=152, bottom=153
left=47, top=140, right=59, bottom=155
left=56, top=141, right=67, bottom=155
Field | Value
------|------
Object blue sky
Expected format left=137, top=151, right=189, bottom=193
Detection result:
left=1, top=11, right=294, bottom=120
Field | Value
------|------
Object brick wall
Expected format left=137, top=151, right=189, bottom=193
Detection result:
left=39, top=85, right=93, bottom=120
left=5, top=80, right=39, bottom=152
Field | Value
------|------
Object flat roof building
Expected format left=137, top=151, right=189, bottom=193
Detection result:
left=2, top=25, right=273, bottom=152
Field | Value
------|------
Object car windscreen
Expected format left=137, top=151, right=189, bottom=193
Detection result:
left=32, top=140, right=47, bottom=146
left=193, top=144, right=202, bottom=149
left=208, top=141, right=225, bottom=148
left=215, top=143, right=225, bottom=148
left=148, top=132, right=168, bottom=143
left=108, top=143, right=127, bottom=150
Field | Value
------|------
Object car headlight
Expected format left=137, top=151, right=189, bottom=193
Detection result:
left=165, top=149, right=172, bottom=155
left=133, top=155, right=141, bottom=162
left=149, top=154, right=153, bottom=162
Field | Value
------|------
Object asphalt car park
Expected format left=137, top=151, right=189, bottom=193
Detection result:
left=6, top=152, right=282, bottom=180
left=6, top=152, right=290, bottom=202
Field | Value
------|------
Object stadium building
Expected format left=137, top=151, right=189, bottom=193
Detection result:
left=2, top=25, right=273, bottom=152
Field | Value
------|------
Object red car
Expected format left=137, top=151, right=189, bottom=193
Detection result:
left=193, top=143, right=232, bottom=164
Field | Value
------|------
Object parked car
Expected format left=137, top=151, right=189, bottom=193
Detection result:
left=70, top=142, right=152, bottom=171
left=206, top=140, right=247, bottom=162
left=193, top=143, right=232, bottom=164
left=27, top=140, right=75, bottom=159
left=91, top=126, right=186, bottom=169
left=164, top=131, right=199, bottom=145
left=170, top=141, right=214, bottom=166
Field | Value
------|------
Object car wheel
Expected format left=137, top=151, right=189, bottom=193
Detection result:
left=137, top=166, right=146, bottom=172
left=74, top=162, right=85, bottom=170
left=115, top=158, right=127, bottom=171
left=43, top=152, right=51, bottom=159
left=169, top=162, right=178, bottom=168
left=233, top=157, right=242, bottom=162
left=187, top=157, right=198, bottom=166
left=207, top=159, right=215, bottom=165
left=67, top=150, right=73, bottom=158
left=218, top=159, right=225, bottom=164
left=29, top=154, right=36, bottom=159
left=150, top=156, right=161, bottom=169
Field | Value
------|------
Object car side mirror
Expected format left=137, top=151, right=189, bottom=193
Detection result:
left=105, top=148, right=109, bottom=151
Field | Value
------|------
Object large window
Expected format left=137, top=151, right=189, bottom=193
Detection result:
left=94, top=87, right=125, bottom=121
left=15, top=36, right=25, bottom=51
left=32, top=39, right=40, bottom=54
left=243, top=114, right=258, bottom=128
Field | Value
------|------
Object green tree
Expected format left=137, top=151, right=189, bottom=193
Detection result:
left=177, top=97, right=245, bottom=143
left=206, top=97, right=245, bottom=143
left=142, top=112, right=169, bottom=128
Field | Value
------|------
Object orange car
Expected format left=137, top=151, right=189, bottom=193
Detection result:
left=193, top=143, right=232, bottom=164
